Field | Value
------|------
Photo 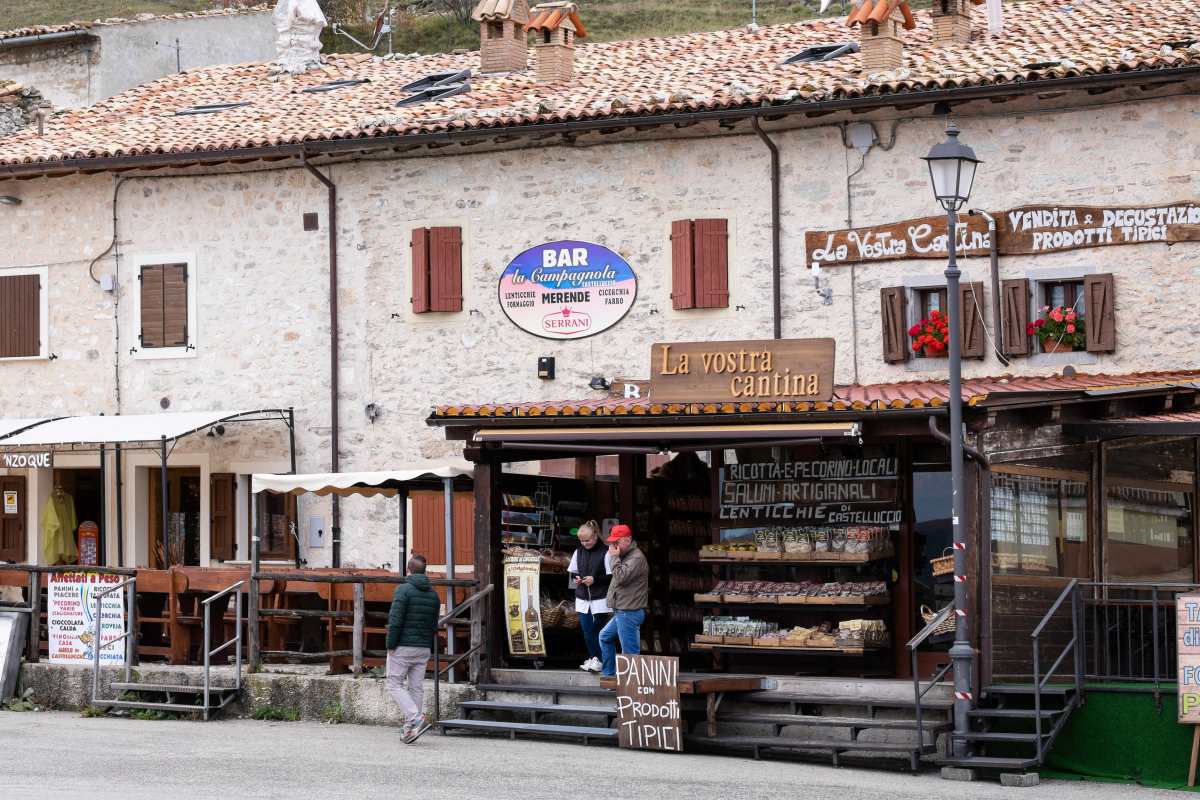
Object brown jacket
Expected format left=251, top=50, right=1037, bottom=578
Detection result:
left=606, top=543, right=649, bottom=611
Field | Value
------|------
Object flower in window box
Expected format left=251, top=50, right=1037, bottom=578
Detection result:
left=1029, top=305, right=1086, bottom=352
left=910, top=309, right=949, bottom=357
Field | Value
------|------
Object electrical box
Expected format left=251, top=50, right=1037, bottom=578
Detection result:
left=308, top=516, right=325, bottom=548
left=538, top=356, right=555, bottom=380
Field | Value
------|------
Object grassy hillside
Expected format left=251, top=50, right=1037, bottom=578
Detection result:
left=0, top=1, right=213, bottom=31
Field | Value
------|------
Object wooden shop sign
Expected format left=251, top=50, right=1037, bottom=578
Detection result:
left=614, top=654, right=683, bottom=752
left=806, top=200, right=1200, bottom=266
left=649, top=338, right=835, bottom=404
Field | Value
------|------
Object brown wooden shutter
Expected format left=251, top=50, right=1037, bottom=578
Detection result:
left=162, top=264, right=188, bottom=347
left=1084, top=273, right=1116, bottom=352
left=694, top=218, right=730, bottom=309
left=1000, top=278, right=1030, bottom=356
left=410, top=490, right=475, bottom=565
left=410, top=227, right=431, bottom=313
left=880, top=286, right=908, bottom=363
left=959, top=281, right=986, bottom=359
left=670, top=219, right=695, bottom=310
left=429, top=226, right=463, bottom=312
left=140, top=265, right=165, bottom=348
left=209, top=473, right=236, bottom=561
left=0, top=476, right=26, bottom=563
left=0, top=274, right=40, bottom=358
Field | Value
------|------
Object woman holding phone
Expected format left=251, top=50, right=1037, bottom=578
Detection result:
left=567, top=520, right=613, bottom=673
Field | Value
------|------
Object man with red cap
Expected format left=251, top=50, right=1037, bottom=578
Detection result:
left=597, top=523, right=648, bottom=677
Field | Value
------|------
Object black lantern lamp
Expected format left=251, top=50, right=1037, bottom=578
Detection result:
left=922, top=122, right=980, bottom=212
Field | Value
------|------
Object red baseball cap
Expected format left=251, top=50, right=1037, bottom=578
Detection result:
left=608, top=524, right=633, bottom=541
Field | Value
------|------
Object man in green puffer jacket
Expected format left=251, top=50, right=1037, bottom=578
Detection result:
left=386, top=555, right=442, bottom=743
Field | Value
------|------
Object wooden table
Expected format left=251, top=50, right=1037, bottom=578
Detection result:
left=600, top=672, right=769, bottom=736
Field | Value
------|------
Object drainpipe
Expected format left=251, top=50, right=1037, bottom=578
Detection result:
left=928, top=415, right=990, bottom=468
left=303, top=154, right=342, bottom=567
left=969, top=209, right=1008, bottom=366
left=752, top=118, right=782, bottom=339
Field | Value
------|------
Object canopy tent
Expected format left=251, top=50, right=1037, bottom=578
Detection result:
left=0, top=418, right=56, bottom=440
left=0, top=409, right=291, bottom=449
left=252, top=463, right=473, bottom=498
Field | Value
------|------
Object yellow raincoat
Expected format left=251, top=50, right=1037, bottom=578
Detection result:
left=42, top=492, right=78, bottom=565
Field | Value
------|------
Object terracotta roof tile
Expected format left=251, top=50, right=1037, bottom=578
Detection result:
left=429, top=370, right=1200, bottom=419
left=1, top=0, right=1198, bottom=170
left=0, top=4, right=270, bottom=41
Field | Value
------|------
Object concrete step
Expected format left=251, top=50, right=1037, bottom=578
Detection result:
left=686, top=734, right=930, bottom=769
left=939, top=755, right=1039, bottom=770
left=111, top=682, right=238, bottom=695
left=739, top=691, right=952, bottom=711
left=439, top=718, right=617, bottom=743
left=478, top=682, right=612, bottom=699
left=462, top=700, right=617, bottom=717
left=719, top=712, right=951, bottom=732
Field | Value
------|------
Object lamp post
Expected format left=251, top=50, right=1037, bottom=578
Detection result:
left=922, top=122, right=981, bottom=759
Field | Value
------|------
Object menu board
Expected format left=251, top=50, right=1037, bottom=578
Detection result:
left=48, top=572, right=126, bottom=665
left=718, top=457, right=901, bottom=528
left=614, top=654, right=683, bottom=752
left=1178, top=593, right=1200, bottom=723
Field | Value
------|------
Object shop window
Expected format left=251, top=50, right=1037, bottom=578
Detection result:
left=670, top=218, right=729, bottom=310
left=0, top=267, right=48, bottom=360
left=134, top=255, right=196, bottom=358
left=991, top=471, right=1090, bottom=578
left=411, top=226, right=463, bottom=313
left=1104, top=437, right=1194, bottom=583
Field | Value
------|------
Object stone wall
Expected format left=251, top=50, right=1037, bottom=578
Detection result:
left=1, top=88, right=1199, bottom=567
left=0, top=38, right=94, bottom=109
left=0, top=82, right=42, bottom=136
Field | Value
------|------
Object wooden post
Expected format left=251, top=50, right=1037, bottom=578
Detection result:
left=352, top=581, right=365, bottom=676
left=248, top=490, right=261, bottom=670
left=443, top=476, right=456, bottom=682
left=26, top=570, right=40, bottom=663
left=470, top=590, right=483, bottom=684
left=473, top=454, right=503, bottom=678
left=1189, top=726, right=1200, bottom=787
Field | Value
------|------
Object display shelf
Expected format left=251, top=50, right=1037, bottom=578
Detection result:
left=699, top=552, right=894, bottom=566
left=694, top=595, right=890, bottom=608
left=689, top=642, right=880, bottom=656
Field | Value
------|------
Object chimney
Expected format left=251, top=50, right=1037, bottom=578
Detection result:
left=932, top=0, right=975, bottom=45
left=526, top=2, right=587, bottom=84
left=847, top=0, right=915, bottom=73
left=272, top=0, right=327, bottom=75
left=473, top=0, right=531, bottom=73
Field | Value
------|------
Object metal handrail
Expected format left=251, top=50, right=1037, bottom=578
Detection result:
left=1032, top=579, right=1079, bottom=638
left=90, top=577, right=136, bottom=707
left=907, top=603, right=954, bottom=751
left=1031, top=578, right=1081, bottom=762
left=202, top=580, right=245, bottom=720
left=432, top=584, right=494, bottom=723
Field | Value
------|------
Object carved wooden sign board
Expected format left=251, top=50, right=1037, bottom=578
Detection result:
left=649, top=338, right=835, bottom=404
left=807, top=201, right=1200, bottom=266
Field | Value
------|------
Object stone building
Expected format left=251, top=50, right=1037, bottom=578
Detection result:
left=0, top=0, right=1198, bottom=578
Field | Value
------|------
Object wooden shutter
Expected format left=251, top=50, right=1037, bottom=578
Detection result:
left=410, top=490, right=475, bottom=566
left=1000, top=278, right=1030, bottom=356
left=139, top=263, right=188, bottom=349
left=429, top=226, right=463, bottom=312
left=959, top=281, right=986, bottom=359
left=693, top=218, right=730, bottom=309
left=1084, top=273, right=1116, bottom=353
left=669, top=219, right=695, bottom=310
left=209, top=473, right=236, bottom=562
left=0, top=476, right=26, bottom=563
left=880, top=286, right=908, bottom=363
left=0, top=274, right=40, bottom=358
left=410, top=227, right=431, bottom=313
left=140, top=265, right=165, bottom=348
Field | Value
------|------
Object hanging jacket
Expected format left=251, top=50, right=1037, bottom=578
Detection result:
left=386, top=573, right=442, bottom=650
left=42, top=493, right=78, bottom=565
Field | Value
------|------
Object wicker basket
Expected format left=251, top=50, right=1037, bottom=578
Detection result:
left=931, top=548, right=955, bottom=577
left=562, top=606, right=580, bottom=630
left=921, top=604, right=956, bottom=636
left=542, top=601, right=566, bottom=628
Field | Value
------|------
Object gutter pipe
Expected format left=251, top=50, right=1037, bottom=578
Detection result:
left=928, top=415, right=990, bottom=468
left=0, top=30, right=95, bottom=50
left=752, top=118, right=782, bottom=339
left=969, top=208, right=1009, bottom=366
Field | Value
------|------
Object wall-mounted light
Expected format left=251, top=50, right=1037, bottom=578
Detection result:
left=206, top=424, right=227, bottom=438
left=0, top=196, right=21, bottom=206
left=588, top=376, right=611, bottom=391
left=811, top=262, right=833, bottom=305
left=365, top=402, right=381, bottom=423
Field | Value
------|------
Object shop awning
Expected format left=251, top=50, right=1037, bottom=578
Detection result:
left=0, top=418, right=55, bottom=440
left=252, top=463, right=474, bottom=497
left=1063, top=410, right=1200, bottom=440
left=0, top=409, right=288, bottom=449
left=473, top=421, right=860, bottom=444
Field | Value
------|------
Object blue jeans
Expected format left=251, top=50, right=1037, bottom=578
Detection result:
left=578, top=611, right=608, bottom=661
left=599, top=609, right=645, bottom=677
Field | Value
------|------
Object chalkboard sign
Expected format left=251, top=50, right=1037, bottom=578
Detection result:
left=614, top=654, right=683, bottom=752
left=718, top=457, right=900, bottom=528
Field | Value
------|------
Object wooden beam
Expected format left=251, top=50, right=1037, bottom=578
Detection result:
left=352, top=582, right=365, bottom=676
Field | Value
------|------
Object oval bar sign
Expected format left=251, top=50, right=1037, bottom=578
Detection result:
left=498, top=240, right=637, bottom=339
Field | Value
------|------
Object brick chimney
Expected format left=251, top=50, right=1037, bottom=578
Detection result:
left=931, top=0, right=975, bottom=45
left=847, top=0, right=915, bottom=73
left=526, top=2, right=587, bottom=83
left=472, top=0, right=531, bottom=73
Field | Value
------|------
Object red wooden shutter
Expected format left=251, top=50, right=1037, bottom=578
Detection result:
left=1084, top=273, right=1116, bottom=353
left=1000, top=278, right=1030, bottom=356
left=410, top=491, right=475, bottom=565
left=209, top=473, right=236, bottom=561
left=880, top=286, right=908, bottom=363
left=960, top=281, right=986, bottom=359
left=670, top=219, right=695, bottom=310
left=0, top=274, right=40, bottom=358
left=694, top=218, right=730, bottom=309
left=162, top=263, right=188, bottom=347
left=139, top=265, right=165, bottom=348
left=0, top=476, right=26, bottom=562
left=429, top=226, right=463, bottom=313
left=410, top=227, right=431, bottom=313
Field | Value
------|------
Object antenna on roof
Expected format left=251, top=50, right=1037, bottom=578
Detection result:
left=331, top=2, right=395, bottom=56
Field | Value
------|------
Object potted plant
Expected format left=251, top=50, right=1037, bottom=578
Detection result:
left=1027, top=305, right=1085, bottom=353
left=909, top=309, right=949, bottom=358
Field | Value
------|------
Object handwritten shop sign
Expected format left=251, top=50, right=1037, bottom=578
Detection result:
left=807, top=201, right=1200, bottom=266
left=498, top=240, right=637, bottom=339
left=650, top=338, right=835, bottom=404
left=2, top=452, right=53, bottom=469
left=614, top=654, right=683, bottom=752
left=718, top=457, right=901, bottom=527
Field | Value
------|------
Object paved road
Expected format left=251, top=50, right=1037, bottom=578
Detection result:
left=0, top=712, right=1179, bottom=800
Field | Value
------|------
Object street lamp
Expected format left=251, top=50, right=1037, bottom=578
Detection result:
left=922, top=121, right=981, bottom=759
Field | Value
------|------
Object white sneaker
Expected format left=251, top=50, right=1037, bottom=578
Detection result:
left=585, top=657, right=602, bottom=673
left=579, top=658, right=594, bottom=672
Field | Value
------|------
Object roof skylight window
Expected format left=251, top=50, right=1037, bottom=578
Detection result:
left=395, top=82, right=470, bottom=107
left=175, top=101, right=251, bottom=116
left=401, top=69, right=472, bottom=93
left=784, top=42, right=858, bottom=64
left=1022, top=60, right=1061, bottom=70
left=302, top=78, right=370, bottom=93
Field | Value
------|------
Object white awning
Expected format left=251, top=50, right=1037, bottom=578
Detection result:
left=0, top=418, right=54, bottom=440
left=252, top=463, right=474, bottom=497
left=0, top=410, right=279, bottom=447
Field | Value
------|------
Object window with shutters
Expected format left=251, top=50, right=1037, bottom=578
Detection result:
left=1020, top=271, right=1113, bottom=356
left=133, top=254, right=196, bottom=359
left=670, top=218, right=730, bottom=310
left=0, top=267, right=48, bottom=360
left=887, top=280, right=986, bottom=362
left=410, top=226, right=464, bottom=314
